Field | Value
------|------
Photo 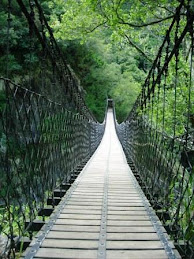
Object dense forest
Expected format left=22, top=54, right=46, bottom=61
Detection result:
left=1, top=0, right=191, bottom=124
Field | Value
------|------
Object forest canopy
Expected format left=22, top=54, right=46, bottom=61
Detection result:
left=0, top=0, right=192, bottom=125
left=45, top=0, right=182, bottom=122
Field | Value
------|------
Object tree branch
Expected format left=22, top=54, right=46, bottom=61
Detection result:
left=96, top=0, right=109, bottom=21
left=117, top=14, right=175, bottom=28
left=124, top=34, right=153, bottom=63
left=85, top=21, right=107, bottom=33
left=115, top=0, right=123, bottom=14
left=158, top=5, right=175, bottom=15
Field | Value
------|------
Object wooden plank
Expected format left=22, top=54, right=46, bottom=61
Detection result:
left=108, top=196, right=141, bottom=200
left=108, top=195, right=141, bottom=198
left=71, top=193, right=103, bottom=196
left=70, top=197, right=102, bottom=201
left=108, top=197, right=142, bottom=200
left=107, top=215, right=150, bottom=220
left=108, top=206, right=145, bottom=210
left=108, top=191, right=139, bottom=194
left=108, top=191, right=139, bottom=193
left=70, top=196, right=103, bottom=200
left=55, top=219, right=101, bottom=226
left=72, top=192, right=103, bottom=196
left=41, top=239, right=98, bottom=249
left=106, top=232, right=161, bottom=240
left=72, top=186, right=103, bottom=189
left=47, top=231, right=99, bottom=240
left=52, top=225, right=100, bottom=232
left=75, top=187, right=104, bottom=190
left=108, top=202, right=145, bottom=206
left=108, top=210, right=147, bottom=215
left=74, top=184, right=103, bottom=186
left=107, top=220, right=152, bottom=226
left=66, top=201, right=102, bottom=206
left=106, top=250, right=168, bottom=259
left=58, top=214, right=101, bottom=220
left=106, top=240, right=174, bottom=249
left=64, top=205, right=102, bottom=210
left=35, top=248, right=97, bottom=258
left=76, top=186, right=104, bottom=188
left=109, top=187, right=137, bottom=189
left=107, top=226, right=159, bottom=233
left=108, top=188, right=137, bottom=192
left=61, top=209, right=101, bottom=215
left=73, top=190, right=104, bottom=193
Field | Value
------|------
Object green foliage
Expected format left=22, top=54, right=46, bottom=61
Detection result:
left=150, top=53, right=194, bottom=136
left=48, top=0, right=191, bottom=123
left=0, top=0, right=189, bottom=124
left=112, top=71, right=141, bottom=122
left=59, top=34, right=146, bottom=121
left=49, top=0, right=179, bottom=60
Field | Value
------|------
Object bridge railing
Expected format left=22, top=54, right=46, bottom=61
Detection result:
left=0, top=78, right=105, bottom=257
left=0, top=0, right=106, bottom=257
left=115, top=1, right=194, bottom=258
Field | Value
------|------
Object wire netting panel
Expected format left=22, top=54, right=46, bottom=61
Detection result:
left=115, top=1, right=194, bottom=258
left=0, top=79, right=105, bottom=257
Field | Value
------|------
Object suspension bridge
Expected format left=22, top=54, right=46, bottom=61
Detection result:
left=0, top=0, right=193, bottom=258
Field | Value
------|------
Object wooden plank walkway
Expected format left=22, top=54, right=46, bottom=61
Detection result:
left=23, top=109, right=180, bottom=259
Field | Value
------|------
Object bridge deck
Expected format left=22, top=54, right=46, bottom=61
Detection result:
left=24, top=109, right=179, bottom=259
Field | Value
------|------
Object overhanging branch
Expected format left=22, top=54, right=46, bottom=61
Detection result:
left=124, top=34, right=153, bottom=63
left=117, top=14, right=175, bottom=28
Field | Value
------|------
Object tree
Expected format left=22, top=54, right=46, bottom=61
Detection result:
left=49, top=0, right=179, bottom=62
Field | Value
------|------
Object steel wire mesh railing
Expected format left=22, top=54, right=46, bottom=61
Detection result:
left=0, top=78, right=105, bottom=257
left=0, top=0, right=106, bottom=257
left=115, top=1, right=194, bottom=258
